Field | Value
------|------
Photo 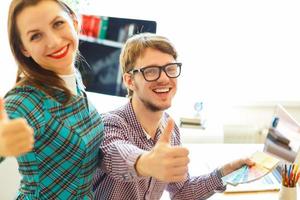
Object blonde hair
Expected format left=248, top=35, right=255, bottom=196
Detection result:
left=119, top=33, right=178, bottom=97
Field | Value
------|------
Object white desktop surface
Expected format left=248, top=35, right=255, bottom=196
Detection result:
left=161, top=144, right=300, bottom=200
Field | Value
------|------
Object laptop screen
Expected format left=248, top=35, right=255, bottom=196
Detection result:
left=264, top=104, right=300, bottom=162
left=274, top=105, right=300, bottom=152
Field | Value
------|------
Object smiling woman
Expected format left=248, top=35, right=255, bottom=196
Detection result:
left=17, top=2, right=78, bottom=75
left=2, top=0, right=104, bottom=199
left=8, top=0, right=80, bottom=103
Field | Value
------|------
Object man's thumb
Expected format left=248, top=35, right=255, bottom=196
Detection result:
left=158, top=118, right=174, bottom=144
left=0, top=98, right=8, bottom=121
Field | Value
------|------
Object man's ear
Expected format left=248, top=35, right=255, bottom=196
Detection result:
left=123, top=73, right=135, bottom=92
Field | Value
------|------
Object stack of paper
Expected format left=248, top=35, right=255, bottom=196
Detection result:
left=222, top=151, right=280, bottom=186
left=179, top=117, right=205, bottom=129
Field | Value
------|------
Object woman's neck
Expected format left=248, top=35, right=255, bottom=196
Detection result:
left=59, top=73, right=77, bottom=95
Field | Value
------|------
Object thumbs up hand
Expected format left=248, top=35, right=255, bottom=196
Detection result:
left=135, top=118, right=189, bottom=182
left=0, top=98, right=34, bottom=157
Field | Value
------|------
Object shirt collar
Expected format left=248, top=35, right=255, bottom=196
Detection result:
left=124, top=102, right=166, bottom=141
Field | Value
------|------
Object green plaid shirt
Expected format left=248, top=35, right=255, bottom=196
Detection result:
left=3, top=85, right=104, bottom=199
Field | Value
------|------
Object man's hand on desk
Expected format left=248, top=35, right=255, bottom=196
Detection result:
left=135, top=119, right=190, bottom=182
left=220, top=158, right=255, bottom=176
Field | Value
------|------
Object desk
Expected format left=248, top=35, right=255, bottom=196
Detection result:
left=161, top=144, right=300, bottom=200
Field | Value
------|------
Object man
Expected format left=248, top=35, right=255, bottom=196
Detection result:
left=93, top=33, right=254, bottom=199
left=0, top=98, right=34, bottom=160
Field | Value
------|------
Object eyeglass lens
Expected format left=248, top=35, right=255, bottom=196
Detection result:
left=143, top=63, right=180, bottom=81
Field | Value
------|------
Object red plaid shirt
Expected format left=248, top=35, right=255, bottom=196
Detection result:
left=93, top=102, right=225, bottom=200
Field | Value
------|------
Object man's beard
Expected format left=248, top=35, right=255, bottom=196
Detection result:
left=140, top=97, right=169, bottom=112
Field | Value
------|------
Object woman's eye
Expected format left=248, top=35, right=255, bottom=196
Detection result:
left=54, top=20, right=65, bottom=28
left=30, top=33, right=41, bottom=41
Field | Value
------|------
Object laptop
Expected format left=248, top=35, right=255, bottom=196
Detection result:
left=264, top=104, right=300, bottom=163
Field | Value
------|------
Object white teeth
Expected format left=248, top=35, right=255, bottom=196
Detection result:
left=154, top=88, right=170, bottom=93
left=51, top=46, right=67, bottom=56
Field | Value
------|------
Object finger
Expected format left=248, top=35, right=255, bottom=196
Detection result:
left=4, top=127, right=34, bottom=147
left=0, top=98, right=8, bottom=121
left=170, top=146, right=189, bottom=157
left=9, top=145, right=32, bottom=157
left=15, top=131, right=34, bottom=145
left=172, top=166, right=189, bottom=176
left=5, top=134, right=32, bottom=148
left=170, top=156, right=190, bottom=167
left=11, top=137, right=34, bottom=154
left=244, top=158, right=255, bottom=166
left=3, top=118, right=32, bottom=133
left=232, top=158, right=255, bottom=170
left=158, top=118, right=174, bottom=144
left=17, top=139, right=34, bottom=151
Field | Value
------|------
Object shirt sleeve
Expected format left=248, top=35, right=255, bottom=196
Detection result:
left=167, top=169, right=226, bottom=200
left=100, top=113, right=147, bottom=182
left=4, top=90, right=43, bottom=175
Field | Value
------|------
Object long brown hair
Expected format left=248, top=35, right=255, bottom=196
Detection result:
left=8, top=0, right=78, bottom=104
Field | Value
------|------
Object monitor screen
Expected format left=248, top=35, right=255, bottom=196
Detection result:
left=77, top=15, right=157, bottom=97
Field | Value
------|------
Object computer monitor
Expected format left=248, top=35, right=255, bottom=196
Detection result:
left=77, top=15, right=157, bottom=97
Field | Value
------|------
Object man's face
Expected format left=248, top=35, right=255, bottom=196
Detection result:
left=128, top=48, right=178, bottom=112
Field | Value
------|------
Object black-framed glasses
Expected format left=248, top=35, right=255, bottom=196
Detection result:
left=128, top=62, right=182, bottom=82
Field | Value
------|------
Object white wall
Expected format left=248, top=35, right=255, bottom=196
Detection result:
left=0, top=158, right=20, bottom=199
left=77, top=0, right=300, bottom=132
left=2, top=0, right=300, bottom=102
left=78, top=0, right=300, bottom=103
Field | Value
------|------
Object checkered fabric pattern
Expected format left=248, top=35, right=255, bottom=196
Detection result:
left=93, top=102, right=226, bottom=200
left=3, top=85, right=104, bottom=199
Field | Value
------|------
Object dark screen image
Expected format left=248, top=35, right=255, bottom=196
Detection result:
left=78, top=16, right=156, bottom=97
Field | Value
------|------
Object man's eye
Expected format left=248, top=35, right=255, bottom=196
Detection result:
left=145, top=68, right=158, bottom=75
left=167, top=67, right=177, bottom=73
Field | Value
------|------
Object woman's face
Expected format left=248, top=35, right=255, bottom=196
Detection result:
left=17, top=0, right=78, bottom=75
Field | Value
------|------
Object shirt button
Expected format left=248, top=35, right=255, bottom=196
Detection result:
left=123, top=174, right=129, bottom=181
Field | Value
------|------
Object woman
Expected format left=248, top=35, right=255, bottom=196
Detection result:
left=3, top=0, right=104, bottom=199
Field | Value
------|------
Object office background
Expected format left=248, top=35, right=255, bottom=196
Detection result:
left=1, top=0, right=300, bottom=198
left=1, top=0, right=300, bottom=135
